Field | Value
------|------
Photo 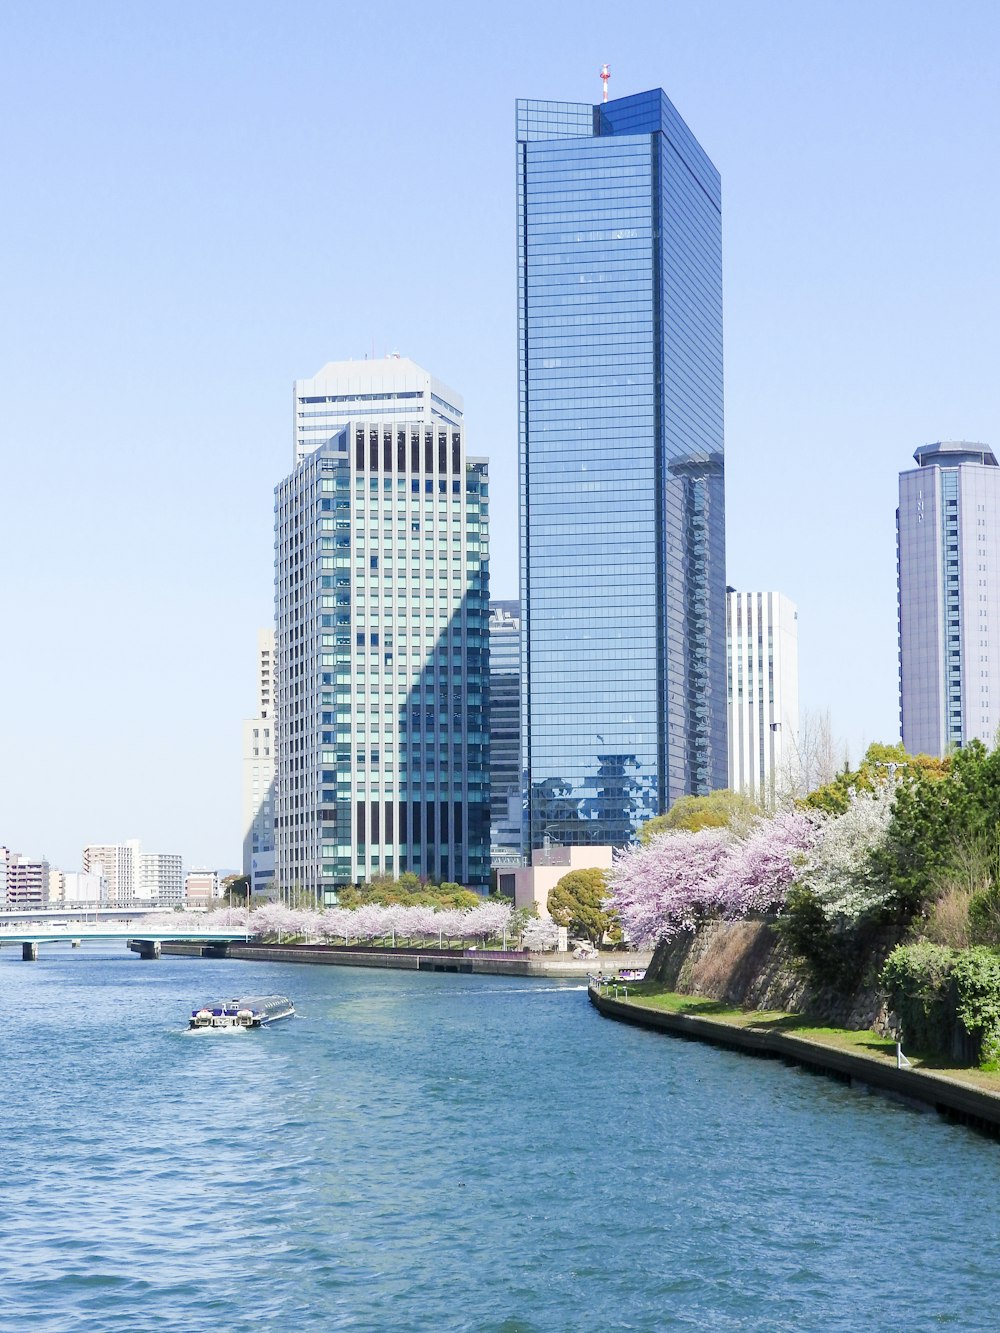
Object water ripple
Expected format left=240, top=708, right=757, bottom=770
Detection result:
left=1, top=945, right=998, bottom=1331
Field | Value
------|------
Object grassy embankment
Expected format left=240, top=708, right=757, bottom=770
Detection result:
left=611, top=982, right=1000, bottom=1096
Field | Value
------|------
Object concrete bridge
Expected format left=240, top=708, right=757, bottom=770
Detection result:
left=0, top=927, right=249, bottom=961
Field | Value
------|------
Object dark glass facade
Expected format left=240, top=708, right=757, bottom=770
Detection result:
left=517, top=90, right=727, bottom=850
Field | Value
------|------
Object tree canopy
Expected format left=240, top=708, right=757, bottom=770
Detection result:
left=336, top=873, right=481, bottom=911
left=639, top=789, right=760, bottom=843
left=805, top=741, right=948, bottom=815
left=547, top=868, right=615, bottom=945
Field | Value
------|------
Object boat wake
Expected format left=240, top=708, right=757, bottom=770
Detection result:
left=183, top=1025, right=248, bottom=1036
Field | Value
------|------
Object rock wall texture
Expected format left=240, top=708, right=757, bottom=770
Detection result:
left=645, top=918, right=890, bottom=1032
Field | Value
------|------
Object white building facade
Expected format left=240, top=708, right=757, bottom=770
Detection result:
left=726, top=590, right=799, bottom=803
left=898, top=441, right=1000, bottom=756
left=293, top=355, right=463, bottom=467
left=139, top=853, right=183, bottom=906
left=274, top=359, right=490, bottom=901
left=242, top=627, right=276, bottom=896
left=60, top=871, right=106, bottom=906
left=82, top=841, right=181, bottom=907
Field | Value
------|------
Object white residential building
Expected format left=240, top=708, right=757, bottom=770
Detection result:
left=898, top=441, right=1000, bottom=756
left=83, top=841, right=140, bottom=905
left=727, top=590, right=799, bottom=802
left=139, top=853, right=183, bottom=906
left=242, top=628, right=276, bottom=896
left=82, top=841, right=181, bottom=907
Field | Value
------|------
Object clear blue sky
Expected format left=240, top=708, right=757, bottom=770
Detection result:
left=2, top=0, right=999, bottom=870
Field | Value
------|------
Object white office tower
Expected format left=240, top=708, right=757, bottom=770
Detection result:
left=293, top=355, right=464, bottom=466
left=727, top=590, right=799, bottom=802
left=242, top=628, right=276, bottom=897
left=898, top=441, right=1000, bottom=756
left=274, top=365, right=490, bottom=902
left=82, top=841, right=181, bottom=906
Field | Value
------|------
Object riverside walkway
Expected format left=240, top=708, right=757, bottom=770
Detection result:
left=161, top=940, right=652, bottom=979
left=0, top=927, right=249, bottom=960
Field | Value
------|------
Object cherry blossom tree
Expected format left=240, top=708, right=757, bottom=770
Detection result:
left=709, top=809, right=818, bottom=916
left=522, top=918, right=560, bottom=952
left=607, top=826, right=734, bottom=946
left=605, top=810, right=818, bottom=946
left=464, top=902, right=514, bottom=948
left=795, top=780, right=897, bottom=920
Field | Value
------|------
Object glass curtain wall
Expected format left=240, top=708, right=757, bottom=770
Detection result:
left=518, top=90, right=727, bottom=851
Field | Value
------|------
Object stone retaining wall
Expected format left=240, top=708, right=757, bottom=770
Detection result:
left=645, top=919, right=889, bottom=1031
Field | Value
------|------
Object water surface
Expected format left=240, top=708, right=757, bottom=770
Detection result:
left=1, top=944, right=997, bottom=1331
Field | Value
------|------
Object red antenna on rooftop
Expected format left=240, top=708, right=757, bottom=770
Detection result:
left=600, top=63, right=610, bottom=103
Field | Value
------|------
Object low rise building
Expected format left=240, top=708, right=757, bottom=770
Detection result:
left=497, top=844, right=614, bottom=919
left=61, top=870, right=106, bottom=906
left=184, top=868, right=219, bottom=908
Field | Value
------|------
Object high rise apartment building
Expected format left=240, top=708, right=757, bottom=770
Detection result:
left=139, top=853, right=183, bottom=907
left=489, top=600, right=523, bottom=860
left=242, top=628, right=276, bottom=896
left=727, top=591, right=799, bottom=802
left=83, top=841, right=140, bottom=904
left=517, top=88, right=727, bottom=849
left=274, top=360, right=490, bottom=900
left=82, top=840, right=181, bottom=906
left=898, top=441, right=1000, bottom=755
left=4, top=853, right=50, bottom=909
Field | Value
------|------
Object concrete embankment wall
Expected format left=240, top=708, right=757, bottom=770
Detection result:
left=160, top=941, right=649, bottom=979
left=589, top=987, right=1000, bottom=1135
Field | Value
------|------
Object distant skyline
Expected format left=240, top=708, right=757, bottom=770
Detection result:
left=3, top=0, right=999, bottom=868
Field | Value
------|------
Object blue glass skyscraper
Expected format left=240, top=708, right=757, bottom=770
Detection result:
left=517, top=89, right=727, bottom=849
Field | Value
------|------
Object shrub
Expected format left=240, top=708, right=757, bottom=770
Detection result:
left=880, top=943, right=1000, bottom=1065
left=969, top=882, right=1000, bottom=947
left=922, top=883, right=973, bottom=949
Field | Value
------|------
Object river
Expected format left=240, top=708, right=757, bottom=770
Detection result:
left=1, top=943, right=997, bottom=1331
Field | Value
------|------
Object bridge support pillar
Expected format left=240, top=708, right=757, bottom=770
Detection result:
left=71, top=939, right=81, bottom=948
left=135, top=939, right=161, bottom=960
left=22, top=942, right=38, bottom=961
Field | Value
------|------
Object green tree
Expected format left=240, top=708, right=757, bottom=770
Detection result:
left=547, top=868, right=614, bottom=945
left=220, top=873, right=250, bottom=906
left=336, top=874, right=480, bottom=911
left=876, top=741, right=1000, bottom=918
left=639, top=789, right=759, bottom=843
left=805, top=741, right=948, bottom=815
